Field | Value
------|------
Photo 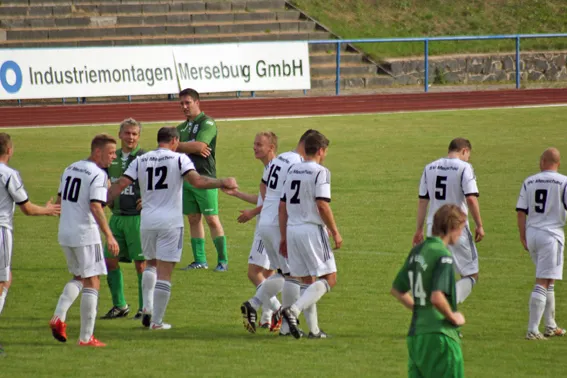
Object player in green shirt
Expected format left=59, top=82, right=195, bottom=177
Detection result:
left=175, top=88, right=229, bottom=272
left=101, top=118, right=146, bottom=320
left=391, top=204, right=467, bottom=378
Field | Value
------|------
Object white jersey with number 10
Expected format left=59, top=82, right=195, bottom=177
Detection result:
left=124, top=148, right=195, bottom=230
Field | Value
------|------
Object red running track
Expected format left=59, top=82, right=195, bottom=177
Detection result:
left=0, top=88, right=566, bottom=127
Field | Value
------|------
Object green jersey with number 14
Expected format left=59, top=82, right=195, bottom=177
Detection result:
left=392, top=237, right=460, bottom=342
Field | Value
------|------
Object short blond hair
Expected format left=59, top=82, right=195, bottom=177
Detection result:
left=119, top=117, right=141, bottom=133
left=256, top=131, right=278, bottom=151
left=432, top=204, right=467, bottom=237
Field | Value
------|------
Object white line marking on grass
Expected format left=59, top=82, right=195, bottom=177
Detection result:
left=2, top=102, right=566, bottom=129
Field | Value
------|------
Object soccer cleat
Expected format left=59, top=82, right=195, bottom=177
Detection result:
left=525, top=331, right=547, bottom=340
left=270, top=308, right=283, bottom=333
left=240, top=301, right=257, bottom=334
left=308, top=330, right=329, bottom=339
left=279, top=328, right=305, bottom=337
left=142, top=310, right=152, bottom=328
left=78, top=336, right=106, bottom=347
left=214, top=263, right=228, bottom=272
left=100, top=305, right=130, bottom=319
left=149, top=322, right=172, bottom=330
left=544, top=327, right=566, bottom=337
left=281, top=307, right=301, bottom=339
left=132, top=309, right=143, bottom=320
left=181, top=262, right=208, bottom=271
left=50, top=317, right=67, bottom=343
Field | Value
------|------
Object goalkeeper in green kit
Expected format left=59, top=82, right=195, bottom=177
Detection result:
left=391, top=204, right=467, bottom=378
left=101, top=118, right=145, bottom=319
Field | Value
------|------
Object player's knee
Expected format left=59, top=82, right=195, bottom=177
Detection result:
left=324, top=274, right=337, bottom=289
left=188, top=214, right=202, bottom=225
left=204, top=215, right=222, bottom=229
left=105, top=258, right=119, bottom=271
left=469, top=273, right=479, bottom=282
left=135, top=261, right=146, bottom=274
left=247, top=266, right=263, bottom=286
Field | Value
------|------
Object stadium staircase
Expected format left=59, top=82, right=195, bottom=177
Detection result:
left=0, top=0, right=393, bottom=95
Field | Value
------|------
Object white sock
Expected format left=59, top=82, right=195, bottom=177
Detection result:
left=250, top=273, right=284, bottom=311
left=292, top=279, right=330, bottom=315
left=142, top=266, right=157, bottom=314
left=300, top=283, right=320, bottom=335
left=260, top=296, right=281, bottom=324
left=152, top=280, right=171, bottom=325
left=281, top=278, right=301, bottom=334
left=0, top=287, right=8, bottom=315
left=79, top=288, right=98, bottom=342
left=528, top=285, right=547, bottom=334
left=544, top=284, right=557, bottom=329
left=456, top=276, right=476, bottom=304
left=53, top=280, right=83, bottom=322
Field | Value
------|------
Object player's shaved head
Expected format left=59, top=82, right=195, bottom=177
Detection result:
left=91, top=133, right=117, bottom=152
left=157, top=127, right=180, bottom=143
left=448, top=138, right=472, bottom=153
left=540, top=147, right=561, bottom=171
left=432, top=204, right=466, bottom=237
left=0, top=133, right=12, bottom=156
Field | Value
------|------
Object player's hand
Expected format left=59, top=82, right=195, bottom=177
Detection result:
left=221, top=177, right=238, bottom=190
left=45, top=197, right=61, bottom=216
left=279, top=239, right=288, bottom=258
left=475, top=226, right=485, bottom=242
left=451, top=312, right=466, bottom=327
left=237, top=209, right=255, bottom=223
left=221, top=187, right=238, bottom=196
left=199, top=145, right=212, bottom=158
left=332, top=231, right=343, bottom=250
left=136, top=199, right=142, bottom=211
left=412, top=230, right=424, bottom=246
left=521, top=237, right=528, bottom=251
left=107, top=235, right=119, bottom=256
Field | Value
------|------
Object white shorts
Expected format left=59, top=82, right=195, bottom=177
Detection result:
left=142, top=227, right=184, bottom=263
left=248, top=231, right=271, bottom=270
left=258, top=225, right=289, bottom=274
left=427, top=223, right=479, bottom=276
left=527, top=228, right=564, bottom=280
left=61, top=243, right=107, bottom=278
left=0, top=227, right=13, bottom=282
left=287, top=224, right=337, bottom=278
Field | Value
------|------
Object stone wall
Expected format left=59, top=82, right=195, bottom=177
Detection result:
left=383, top=52, right=567, bottom=85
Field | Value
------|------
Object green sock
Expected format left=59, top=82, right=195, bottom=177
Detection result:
left=214, top=236, right=228, bottom=264
left=191, top=238, right=207, bottom=264
left=137, top=272, right=143, bottom=310
left=107, top=268, right=126, bottom=308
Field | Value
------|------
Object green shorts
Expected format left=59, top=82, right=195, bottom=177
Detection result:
left=407, top=334, right=464, bottom=378
left=183, top=181, right=218, bottom=216
left=104, top=215, right=144, bottom=262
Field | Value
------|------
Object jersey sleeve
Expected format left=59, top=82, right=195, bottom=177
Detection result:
left=516, top=181, right=529, bottom=214
left=418, top=167, right=429, bottom=199
left=431, top=255, right=454, bottom=295
left=461, top=164, right=479, bottom=196
left=315, top=168, right=331, bottom=202
left=7, top=172, right=29, bottom=205
left=196, top=119, right=217, bottom=145
left=123, top=157, right=139, bottom=182
left=179, top=154, right=196, bottom=176
left=90, top=172, right=108, bottom=204
left=392, top=259, right=410, bottom=293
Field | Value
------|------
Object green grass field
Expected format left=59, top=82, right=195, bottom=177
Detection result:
left=1, top=106, right=567, bottom=377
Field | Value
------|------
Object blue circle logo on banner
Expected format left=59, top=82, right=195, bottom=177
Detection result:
left=0, top=61, right=23, bottom=94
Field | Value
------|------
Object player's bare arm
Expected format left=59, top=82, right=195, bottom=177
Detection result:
left=316, top=199, right=342, bottom=249
left=390, top=287, right=414, bottom=310
left=177, top=141, right=211, bottom=158
left=90, top=201, right=119, bottom=256
left=18, top=197, right=60, bottom=216
left=413, top=198, right=429, bottom=246
left=278, top=200, right=288, bottom=258
left=466, top=195, right=484, bottom=242
left=222, top=189, right=258, bottom=205
left=185, top=170, right=237, bottom=190
left=431, top=290, right=465, bottom=326
left=107, top=176, right=133, bottom=204
left=516, top=210, right=528, bottom=251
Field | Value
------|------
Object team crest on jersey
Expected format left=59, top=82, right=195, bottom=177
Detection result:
left=192, top=124, right=199, bottom=134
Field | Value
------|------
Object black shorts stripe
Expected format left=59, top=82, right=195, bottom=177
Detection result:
left=465, top=226, right=477, bottom=261
left=177, top=228, right=184, bottom=250
left=257, top=239, right=263, bottom=254
left=1, top=228, right=8, bottom=269
left=557, top=241, right=563, bottom=267
left=318, top=225, right=331, bottom=261
left=95, top=244, right=102, bottom=263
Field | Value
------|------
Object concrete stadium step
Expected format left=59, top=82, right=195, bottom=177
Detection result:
left=1, top=30, right=333, bottom=48
left=309, top=52, right=365, bottom=65
left=310, top=64, right=376, bottom=77
left=311, top=75, right=396, bottom=89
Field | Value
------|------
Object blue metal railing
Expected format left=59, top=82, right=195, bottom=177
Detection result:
left=308, top=33, right=567, bottom=95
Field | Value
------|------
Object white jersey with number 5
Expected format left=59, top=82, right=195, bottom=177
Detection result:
left=259, top=150, right=303, bottom=227
left=281, top=161, right=331, bottom=227
left=58, top=160, right=108, bottom=247
left=419, top=157, right=479, bottom=225
left=516, top=171, right=567, bottom=243
left=124, top=148, right=195, bottom=230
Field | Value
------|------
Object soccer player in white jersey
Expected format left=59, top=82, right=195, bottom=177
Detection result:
left=516, top=148, right=567, bottom=340
left=240, top=130, right=315, bottom=335
left=222, top=131, right=280, bottom=329
left=0, top=133, right=60, bottom=320
left=413, top=138, right=485, bottom=304
left=50, top=134, right=119, bottom=347
left=280, top=131, right=342, bottom=339
left=107, top=127, right=237, bottom=330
